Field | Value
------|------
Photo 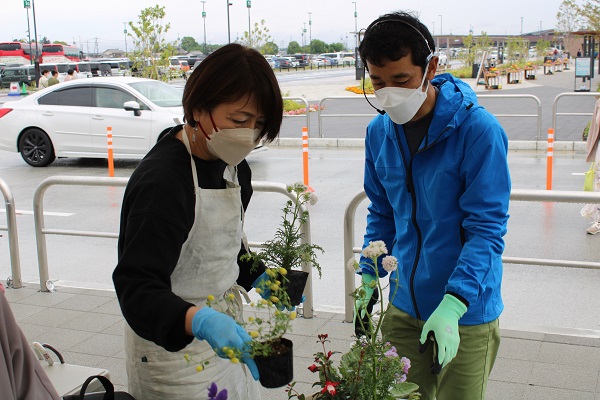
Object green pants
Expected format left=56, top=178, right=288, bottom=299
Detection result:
left=381, top=305, right=500, bottom=400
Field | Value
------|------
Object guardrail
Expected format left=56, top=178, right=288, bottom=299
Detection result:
left=316, top=94, right=542, bottom=139
left=551, top=92, right=600, bottom=138
left=282, top=97, right=311, bottom=137
left=0, top=178, right=22, bottom=289
left=342, top=189, right=600, bottom=323
left=31, top=176, right=316, bottom=317
left=477, top=94, right=542, bottom=140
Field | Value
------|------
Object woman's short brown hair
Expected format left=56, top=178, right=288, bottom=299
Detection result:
left=183, top=43, right=283, bottom=143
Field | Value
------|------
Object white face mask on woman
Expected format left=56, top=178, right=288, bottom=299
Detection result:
left=198, top=116, right=261, bottom=166
left=374, top=64, right=430, bottom=125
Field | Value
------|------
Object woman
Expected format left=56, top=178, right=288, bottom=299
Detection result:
left=113, top=43, right=283, bottom=399
left=582, top=98, right=600, bottom=235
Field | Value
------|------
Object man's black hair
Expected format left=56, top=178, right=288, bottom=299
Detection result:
left=359, top=11, right=435, bottom=72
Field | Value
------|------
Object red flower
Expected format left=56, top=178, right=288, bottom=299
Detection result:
left=308, top=364, right=320, bottom=373
left=327, top=351, right=333, bottom=359
left=321, top=381, right=340, bottom=395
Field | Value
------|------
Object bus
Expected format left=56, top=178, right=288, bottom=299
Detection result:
left=0, top=42, right=35, bottom=66
left=41, top=44, right=80, bottom=64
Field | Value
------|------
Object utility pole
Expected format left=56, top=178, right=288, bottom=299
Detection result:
left=520, top=17, right=523, bottom=36
left=227, top=1, right=232, bottom=44
left=202, top=1, right=207, bottom=54
left=308, top=12, right=312, bottom=51
left=123, top=22, right=128, bottom=56
left=24, top=0, right=33, bottom=65
left=352, top=2, right=357, bottom=50
left=247, top=1, right=251, bottom=47
left=302, top=23, right=307, bottom=48
left=31, top=0, right=40, bottom=85
left=439, top=14, right=442, bottom=36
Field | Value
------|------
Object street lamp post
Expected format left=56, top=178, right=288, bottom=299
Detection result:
left=23, top=0, right=33, bottom=65
left=123, top=22, right=128, bottom=56
left=352, top=1, right=357, bottom=50
left=439, top=14, right=442, bottom=36
left=31, top=0, right=40, bottom=85
left=308, top=12, right=312, bottom=50
left=521, top=16, right=523, bottom=36
left=302, top=23, right=307, bottom=48
left=227, top=1, right=232, bottom=44
left=247, top=1, right=251, bottom=47
left=201, top=1, right=207, bottom=54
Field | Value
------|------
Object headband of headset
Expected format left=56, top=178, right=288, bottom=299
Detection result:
left=364, top=18, right=434, bottom=62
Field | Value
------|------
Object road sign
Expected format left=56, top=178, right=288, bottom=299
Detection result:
left=23, top=0, right=31, bottom=8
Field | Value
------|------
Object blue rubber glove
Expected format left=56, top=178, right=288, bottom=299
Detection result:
left=354, top=273, right=377, bottom=321
left=419, top=294, right=468, bottom=369
left=191, top=307, right=259, bottom=380
left=252, top=271, right=304, bottom=311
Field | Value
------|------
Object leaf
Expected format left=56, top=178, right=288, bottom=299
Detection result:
left=389, top=382, right=420, bottom=398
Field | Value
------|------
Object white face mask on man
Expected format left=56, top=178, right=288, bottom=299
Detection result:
left=374, top=62, right=431, bottom=125
left=198, top=116, right=261, bottom=166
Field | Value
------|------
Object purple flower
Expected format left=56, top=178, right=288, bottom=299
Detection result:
left=208, top=382, right=228, bottom=400
left=384, top=346, right=398, bottom=358
left=401, top=357, right=411, bottom=374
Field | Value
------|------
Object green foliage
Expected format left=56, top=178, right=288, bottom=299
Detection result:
left=240, top=19, right=272, bottom=49
left=556, top=0, right=584, bottom=33
left=287, top=41, right=301, bottom=54
left=577, top=0, right=600, bottom=30
left=505, top=38, right=528, bottom=62
left=286, top=242, right=421, bottom=399
left=536, top=39, right=551, bottom=57
left=447, top=65, right=474, bottom=79
left=52, top=40, right=68, bottom=45
left=127, top=4, right=172, bottom=80
left=262, top=41, right=279, bottom=55
left=310, top=39, right=327, bottom=54
left=328, top=42, right=345, bottom=52
left=180, top=36, right=201, bottom=52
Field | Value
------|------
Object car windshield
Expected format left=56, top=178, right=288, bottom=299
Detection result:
left=77, top=63, right=91, bottom=72
left=128, top=80, right=182, bottom=107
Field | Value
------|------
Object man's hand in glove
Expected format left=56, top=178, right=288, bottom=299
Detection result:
left=419, top=294, right=468, bottom=370
left=191, top=307, right=259, bottom=380
left=252, top=271, right=304, bottom=311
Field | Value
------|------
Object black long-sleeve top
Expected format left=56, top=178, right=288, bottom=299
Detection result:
left=113, top=126, right=265, bottom=352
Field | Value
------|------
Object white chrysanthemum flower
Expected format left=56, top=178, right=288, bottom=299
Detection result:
left=346, top=257, right=359, bottom=272
left=382, top=255, right=398, bottom=272
left=361, top=240, right=388, bottom=259
left=308, top=192, right=318, bottom=206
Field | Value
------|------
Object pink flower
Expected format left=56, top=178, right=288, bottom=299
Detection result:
left=308, top=364, right=320, bottom=373
left=401, top=356, right=411, bottom=374
left=321, top=381, right=340, bottom=395
left=384, top=346, right=398, bottom=358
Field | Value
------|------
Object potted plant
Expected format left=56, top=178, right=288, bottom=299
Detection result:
left=285, top=240, right=421, bottom=400
left=187, top=183, right=323, bottom=389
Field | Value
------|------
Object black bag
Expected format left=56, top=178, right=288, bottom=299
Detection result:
left=62, top=375, right=135, bottom=400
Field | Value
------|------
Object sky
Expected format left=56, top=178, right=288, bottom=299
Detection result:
left=2, top=0, right=566, bottom=53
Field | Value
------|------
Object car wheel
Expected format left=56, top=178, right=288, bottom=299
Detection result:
left=18, top=128, right=56, bottom=167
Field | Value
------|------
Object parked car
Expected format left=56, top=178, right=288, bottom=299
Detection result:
left=0, top=77, right=184, bottom=166
left=434, top=51, right=448, bottom=66
left=310, top=58, right=326, bottom=67
left=275, top=57, right=292, bottom=68
left=321, top=56, right=337, bottom=66
left=280, top=56, right=299, bottom=67
left=291, top=54, right=310, bottom=67
left=0, top=65, right=36, bottom=88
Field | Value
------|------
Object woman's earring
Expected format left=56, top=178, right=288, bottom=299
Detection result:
left=192, top=123, right=198, bottom=143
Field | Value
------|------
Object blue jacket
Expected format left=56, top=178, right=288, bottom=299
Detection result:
left=361, top=73, right=511, bottom=325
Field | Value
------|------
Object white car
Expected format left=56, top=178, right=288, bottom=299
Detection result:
left=0, top=77, right=184, bottom=166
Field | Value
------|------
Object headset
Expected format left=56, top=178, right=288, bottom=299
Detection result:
left=360, top=18, right=435, bottom=115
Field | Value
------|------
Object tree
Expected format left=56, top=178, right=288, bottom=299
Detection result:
left=240, top=19, right=272, bottom=50
left=557, top=0, right=585, bottom=33
left=128, top=5, right=172, bottom=80
left=53, top=41, right=68, bottom=45
left=462, top=33, right=475, bottom=66
left=180, top=36, right=201, bottom=52
left=262, top=41, right=278, bottom=55
left=309, top=39, right=327, bottom=54
left=578, top=0, right=600, bottom=30
left=287, top=41, right=301, bottom=54
left=536, top=38, right=551, bottom=57
left=328, top=42, right=345, bottom=52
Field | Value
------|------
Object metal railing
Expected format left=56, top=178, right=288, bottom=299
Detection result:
left=0, top=178, right=22, bottom=289
left=342, top=189, right=600, bottom=322
left=31, top=177, right=316, bottom=317
left=316, top=94, right=542, bottom=139
left=282, top=97, right=311, bottom=137
left=477, top=94, right=542, bottom=140
left=551, top=92, right=600, bottom=136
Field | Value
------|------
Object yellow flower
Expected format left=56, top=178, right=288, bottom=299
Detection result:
left=270, top=296, right=279, bottom=303
left=230, top=357, right=240, bottom=364
left=183, top=354, right=191, bottom=362
left=226, top=349, right=235, bottom=358
left=290, top=311, right=297, bottom=320
left=207, top=295, right=215, bottom=301
left=196, top=365, right=204, bottom=372
left=270, top=283, right=280, bottom=291
left=248, top=316, right=255, bottom=322
left=227, top=293, right=235, bottom=300
left=260, top=299, right=268, bottom=305
left=249, top=330, right=259, bottom=338
left=255, top=288, right=262, bottom=294
left=266, top=269, right=277, bottom=277
left=279, top=268, right=288, bottom=276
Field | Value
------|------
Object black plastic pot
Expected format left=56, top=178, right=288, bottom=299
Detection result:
left=254, top=338, right=294, bottom=388
left=286, top=270, right=309, bottom=306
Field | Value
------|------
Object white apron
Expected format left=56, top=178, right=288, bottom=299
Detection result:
left=124, top=131, right=261, bottom=400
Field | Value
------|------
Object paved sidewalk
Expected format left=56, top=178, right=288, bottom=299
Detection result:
left=4, top=284, right=600, bottom=399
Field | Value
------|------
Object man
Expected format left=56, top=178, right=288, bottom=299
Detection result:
left=354, top=11, right=511, bottom=400
left=39, top=69, right=50, bottom=88
left=47, top=70, right=59, bottom=86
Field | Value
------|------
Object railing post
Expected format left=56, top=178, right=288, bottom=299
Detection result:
left=0, top=179, right=22, bottom=289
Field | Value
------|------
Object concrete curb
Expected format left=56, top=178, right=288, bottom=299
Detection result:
left=273, top=137, right=589, bottom=152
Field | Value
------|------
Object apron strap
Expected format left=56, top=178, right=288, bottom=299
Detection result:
left=224, top=284, right=251, bottom=323
left=180, top=126, right=200, bottom=192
